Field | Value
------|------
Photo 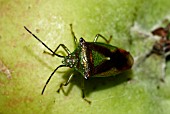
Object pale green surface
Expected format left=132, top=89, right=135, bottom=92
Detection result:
left=0, top=0, right=170, bottom=114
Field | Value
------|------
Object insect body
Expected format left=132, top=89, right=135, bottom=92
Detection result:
left=24, top=24, right=134, bottom=103
left=77, top=40, right=134, bottom=78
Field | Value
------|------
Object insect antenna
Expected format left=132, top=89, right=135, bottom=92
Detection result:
left=24, top=26, right=64, bottom=58
left=41, top=65, right=66, bottom=95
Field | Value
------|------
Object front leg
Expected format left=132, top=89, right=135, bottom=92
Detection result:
left=44, top=44, right=71, bottom=56
left=57, top=73, right=74, bottom=93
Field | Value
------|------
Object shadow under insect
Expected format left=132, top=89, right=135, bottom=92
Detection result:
left=59, top=68, right=133, bottom=100
left=76, top=70, right=133, bottom=96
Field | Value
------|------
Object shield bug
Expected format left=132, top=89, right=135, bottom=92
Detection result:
left=24, top=24, right=134, bottom=103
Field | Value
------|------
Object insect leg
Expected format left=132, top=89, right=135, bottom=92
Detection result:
left=81, top=78, right=91, bottom=104
left=45, top=23, right=78, bottom=55
left=70, top=24, right=77, bottom=46
left=41, top=65, right=66, bottom=95
left=57, top=73, right=74, bottom=93
left=93, top=34, right=112, bottom=44
left=44, top=44, right=71, bottom=56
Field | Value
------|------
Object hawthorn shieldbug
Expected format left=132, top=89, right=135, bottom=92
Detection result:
left=24, top=24, right=134, bottom=103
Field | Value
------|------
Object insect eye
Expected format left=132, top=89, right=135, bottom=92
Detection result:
left=79, top=38, right=84, bottom=42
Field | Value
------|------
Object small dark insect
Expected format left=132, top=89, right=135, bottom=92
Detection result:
left=24, top=24, right=134, bottom=104
left=140, top=23, right=170, bottom=82
left=150, top=23, right=170, bottom=56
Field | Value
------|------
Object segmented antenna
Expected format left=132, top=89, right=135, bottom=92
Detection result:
left=24, top=26, right=64, bottom=58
